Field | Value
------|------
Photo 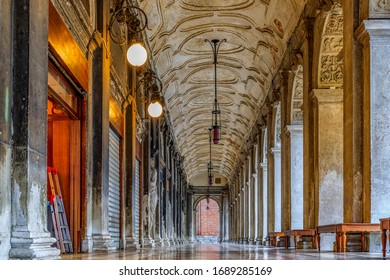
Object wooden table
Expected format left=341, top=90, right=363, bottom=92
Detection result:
left=284, top=229, right=316, bottom=249
left=268, top=232, right=284, bottom=247
left=316, top=223, right=380, bottom=252
left=380, top=218, right=390, bottom=258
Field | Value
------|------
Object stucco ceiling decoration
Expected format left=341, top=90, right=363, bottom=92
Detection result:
left=138, top=0, right=306, bottom=182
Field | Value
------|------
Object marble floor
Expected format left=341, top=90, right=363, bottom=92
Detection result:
left=61, top=243, right=387, bottom=260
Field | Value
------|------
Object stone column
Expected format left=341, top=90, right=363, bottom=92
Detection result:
left=245, top=158, right=251, bottom=244
left=261, top=162, right=268, bottom=244
left=8, top=0, right=60, bottom=260
left=240, top=173, right=245, bottom=243
left=0, top=0, right=12, bottom=259
left=303, top=18, right=316, bottom=230
left=256, top=131, right=265, bottom=245
left=223, top=192, right=229, bottom=242
left=343, top=0, right=364, bottom=224
left=272, top=148, right=282, bottom=233
left=250, top=171, right=257, bottom=244
left=88, top=1, right=116, bottom=253
left=186, top=192, right=193, bottom=242
left=357, top=15, right=390, bottom=251
left=311, top=89, right=343, bottom=250
left=267, top=150, right=275, bottom=236
left=243, top=164, right=249, bottom=244
left=286, top=124, right=304, bottom=229
left=233, top=192, right=238, bottom=242
left=124, top=103, right=140, bottom=250
left=256, top=163, right=264, bottom=245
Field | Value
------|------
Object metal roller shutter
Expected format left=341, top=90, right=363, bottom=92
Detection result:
left=108, top=128, right=121, bottom=249
left=134, top=159, right=140, bottom=239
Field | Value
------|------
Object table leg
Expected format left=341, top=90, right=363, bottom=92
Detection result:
left=311, top=235, right=315, bottom=249
left=336, top=232, right=340, bottom=252
left=382, top=229, right=387, bottom=258
left=317, top=234, right=321, bottom=252
left=342, top=232, right=347, bottom=252
left=294, top=236, right=297, bottom=249
left=361, top=233, right=366, bottom=252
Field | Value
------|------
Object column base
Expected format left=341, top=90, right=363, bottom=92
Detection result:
left=9, top=230, right=60, bottom=260
left=125, top=237, right=140, bottom=250
left=141, top=237, right=155, bottom=248
left=162, top=238, right=171, bottom=247
left=93, top=234, right=116, bottom=253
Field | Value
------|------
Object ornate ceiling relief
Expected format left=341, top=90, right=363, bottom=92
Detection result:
left=138, top=0, right=306, bottom=182
left=318, top=4, right=344, bottom=88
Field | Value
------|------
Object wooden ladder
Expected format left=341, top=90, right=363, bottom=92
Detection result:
left=48, top=167, right=73, bottom=253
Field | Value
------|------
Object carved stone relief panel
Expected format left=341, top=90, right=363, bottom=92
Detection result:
left=370, top=0, right=390, bottom=18
left=318, top=4, right=344, bottom=88
left=292, top=65, right=303, bottom=123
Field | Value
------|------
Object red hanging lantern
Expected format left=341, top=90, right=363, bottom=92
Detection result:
left=212, top=124, right=220, bottom=144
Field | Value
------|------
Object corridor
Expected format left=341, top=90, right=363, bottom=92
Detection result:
left=61, top=243, right=384, bottom=260
left=2, top=0, right=390, bottom=261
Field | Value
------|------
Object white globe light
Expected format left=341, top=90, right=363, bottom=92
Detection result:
left=148, top=101, right=163, bottom=118
left=127, top=43, right=147, bottom=67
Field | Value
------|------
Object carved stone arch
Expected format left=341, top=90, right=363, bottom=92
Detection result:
left=290, top=64, right=303, bottom=123
left=313, top=3, right=344, bottom=89
left=193, top=195, right=222, bottom=212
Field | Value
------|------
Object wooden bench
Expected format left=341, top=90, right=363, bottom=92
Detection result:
left=268, top=232, right=284, bottom=247
left=316, top=223, right=380, bottom=252
left=284, top=229, right=316, bottom=249
left=380, top=217, right=390, bottom=258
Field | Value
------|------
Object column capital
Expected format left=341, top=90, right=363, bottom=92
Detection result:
left=356, top=20, right=390, bottom=46
left=285, top=124, right=303, bottom=135
left=270, top=147, right=281, bottom=155
left=310, top=88, right=343, bottom=103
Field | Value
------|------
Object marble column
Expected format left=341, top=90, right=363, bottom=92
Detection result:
left=8, top=0, right=60, bottom=260
left=256, top=163, right=264, bottom=245
left=357, top=17, right=390, bottom=251
left=223, top=193, right=229, bottom=242
left=267, top=150, right=275, bottom=235
left=303, top=18, right=316, bottom=230
left=250, top=172, right=257, bottom=244
left=89, top=1, right=116, bottom=253
left=245, top=158, right=251, bottom=244
left=186, top=192, right=193, bottom=242
left=342, top=0, right=364, bottom=224
left=311, top=89, right=343, bottom=250
left=233, top=193, right=240, bottom=243
left=272, top=148, right=282, bottom=233
left=261, top=163, right=268, bottom=244
left=240, top=188, right=245, bottom=243
left=243, top=164, right=249, bottom=244
left=0, top=0, right=12, bottom=259
left=286, top=124, right=304, bottom=229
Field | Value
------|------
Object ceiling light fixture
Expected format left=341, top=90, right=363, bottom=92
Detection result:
left=205, top=38, right=226, bottom=144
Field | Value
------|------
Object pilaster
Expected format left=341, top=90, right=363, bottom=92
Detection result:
left=9, top=0, right=60, bottom=259
left=310, top=88, right=343, bottom=250
left=286, top=124, right=304, bottom=229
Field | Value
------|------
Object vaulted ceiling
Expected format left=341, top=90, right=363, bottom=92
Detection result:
left=139, top=0, right=307, bottom=183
